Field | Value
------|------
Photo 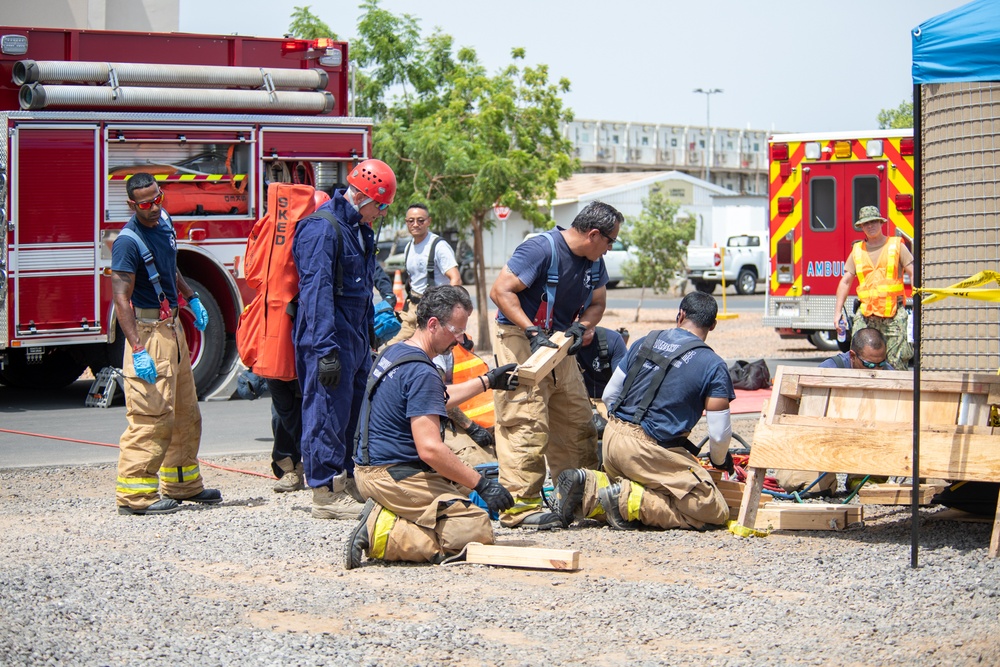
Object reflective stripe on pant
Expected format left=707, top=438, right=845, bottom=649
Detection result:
left=385, top=300, right=418, bottom=346
left=492, top=324, right=598, bottom=526
left=355, top=465, right=493, bottom=563
left=117, top=318, right=203, bottom=509
left=601, top=417, right=728, bottom=529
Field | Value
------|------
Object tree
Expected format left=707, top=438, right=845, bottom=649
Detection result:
left=622, top=186, right=695, bottom=321
left=288, top=6, right=337, bottom=40
left=877, top=99, right=913, bottom=129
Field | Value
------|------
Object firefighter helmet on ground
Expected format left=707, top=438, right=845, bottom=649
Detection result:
left=854, top=205, right=886, bottom=231
left=348, top=159, right=396, bottom=205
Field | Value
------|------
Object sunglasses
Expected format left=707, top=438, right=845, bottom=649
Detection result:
left=133, top=193, right=164, bottom=210
left=405, top=217, right=428, bottom=224
left=598, top=230, right=617, bottom=245
left=858, top=357, right=890, bottom=369
left=376, top=202, right=390, bottom=211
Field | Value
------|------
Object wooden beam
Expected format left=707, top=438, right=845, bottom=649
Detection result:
left=990, top=493, right=1000, bottom=559
left=463, top=542, right=581, bottom=571
left=857, top=483, right=946, bottom=506
left=735, top=467, right=765, bottom=531
left=749, top=421, right=1000, bottom=481
left=755, top=505, right=849, bottom=531
left=515, top=332, right=573, bottom=387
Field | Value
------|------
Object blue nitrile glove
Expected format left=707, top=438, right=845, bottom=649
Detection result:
left=469, top=491, right=499, bottom=520
left=373, top=300, right=402, bottom=347
left=188, top=295, right=209, bottom=331
left=133, top=348, right=158, bottom=384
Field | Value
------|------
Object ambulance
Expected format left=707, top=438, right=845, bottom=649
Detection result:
left=761, top=130, right=915, bottom=349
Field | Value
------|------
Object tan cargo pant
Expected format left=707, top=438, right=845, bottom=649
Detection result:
left=600, top=417, right=728, bottom=529
left=354, top=464, right=493, bottom=563
left=444, top=428, right=497, bottom=467
left=385, top=298, right=418, bottom=346
left=493, top=324, right=599, bottom=526
left=774, top=469, right=837, bottom=494
left=116, top=317, right=204, bottom=510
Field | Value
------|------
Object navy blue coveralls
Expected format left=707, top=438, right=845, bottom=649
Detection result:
left=292, top=191, right=376, bottom=489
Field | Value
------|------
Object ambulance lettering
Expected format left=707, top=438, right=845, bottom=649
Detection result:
left=806, top=261, right=844, bottom=277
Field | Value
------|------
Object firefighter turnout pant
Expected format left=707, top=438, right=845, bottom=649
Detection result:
left=354, top=464, right=494, bottom=563
left=117, top=317, right=204, bottom=510
left=600, top=417, right=729, bottom=530
left=851, top=306, right=912, bottom=371
left=444, top=428, right=497, bottom=467
left=493, top=324, right=599, bottom=527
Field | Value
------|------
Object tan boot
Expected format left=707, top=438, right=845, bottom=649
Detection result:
left=272, top=458, right=304, bottom=493
left=311, top=473, right=363, bottom=520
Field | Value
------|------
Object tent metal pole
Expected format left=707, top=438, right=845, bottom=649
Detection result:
left=911, top=82, right=923, bottom=569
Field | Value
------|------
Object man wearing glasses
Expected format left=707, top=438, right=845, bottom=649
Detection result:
left=385, top=203, right=462, bottom=346
left=111, top=172, right=219, bottom=516
left=292, top=159, right=396, bottom=520
left=833, top=206, right=914, bottom=370
left=819, top=327, right=891, bottom=370
left=346, top=286, right=516, bottom=569
left=489, top=201, right=623, bottom=530
left=777, top=327, right=893, bottom=495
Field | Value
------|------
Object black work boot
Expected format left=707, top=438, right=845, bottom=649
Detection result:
left=518, top=511, right=563, bottom=530
left=117, top=498, right=179, bottom=516
left=598, top=483, right=641, bottom=530
left=555, top=468, right=588, bottom=528
left=167, top=489, right=223, bottom=504
left=344, top=498, right=378, bottom=570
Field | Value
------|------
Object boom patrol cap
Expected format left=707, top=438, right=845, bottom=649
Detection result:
left=854, top=205, right=886, bottom=230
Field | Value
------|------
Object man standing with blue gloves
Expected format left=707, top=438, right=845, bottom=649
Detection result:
left=293, top=159, right=396, bottom=519
left=111, top=172, right=221, bottom=516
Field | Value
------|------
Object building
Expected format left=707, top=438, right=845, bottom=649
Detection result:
left=3, top=0, right=178, bottom=32
left=562, top=119, right=772, bottom=196
left=481, top=171, right=753, bottom=268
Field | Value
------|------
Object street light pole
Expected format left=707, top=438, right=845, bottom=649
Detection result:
left=693, top=88, right=723, bottom=183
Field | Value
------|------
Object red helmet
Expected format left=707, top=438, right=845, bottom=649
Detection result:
left=347, top=159, right=396, bottom=205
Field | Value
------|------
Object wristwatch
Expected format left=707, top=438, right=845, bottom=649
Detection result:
left=188, top=291, right=200, bottom=301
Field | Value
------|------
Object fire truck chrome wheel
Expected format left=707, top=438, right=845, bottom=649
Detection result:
left=179, top=279, right=225, bottom=398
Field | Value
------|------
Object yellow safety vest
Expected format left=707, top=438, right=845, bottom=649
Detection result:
left=853, top=236, right=904, bottom=318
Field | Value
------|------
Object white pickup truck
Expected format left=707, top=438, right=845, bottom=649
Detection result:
left=686, top=233, right=768, bottom=295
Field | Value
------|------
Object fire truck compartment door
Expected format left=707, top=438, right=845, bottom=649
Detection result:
left=259, top=127, right=368, bottom=160
left=800, top=161, right=883, bottom=296
left=12, top=125, right=101, bottom=336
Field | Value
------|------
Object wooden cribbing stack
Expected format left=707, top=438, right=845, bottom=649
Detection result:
left=734, top=366, right=1000, bottom=557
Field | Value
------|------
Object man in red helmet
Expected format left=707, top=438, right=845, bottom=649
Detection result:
left=292, top=159, right=397, bottom=519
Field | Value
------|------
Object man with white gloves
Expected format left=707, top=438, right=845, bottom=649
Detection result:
left=555, top=291, right=734, bottom=531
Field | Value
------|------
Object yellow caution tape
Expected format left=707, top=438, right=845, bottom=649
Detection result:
left=727, top=520, right=769, bottom=538
left=915, top=270, right=1000, bottom=304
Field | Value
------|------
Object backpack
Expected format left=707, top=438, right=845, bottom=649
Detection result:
left=728, top=359, right=772, bottom=391
left=236, top=183, right=333, bottom=381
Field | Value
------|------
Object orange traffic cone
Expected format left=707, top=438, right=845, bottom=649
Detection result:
left=392, top=270, right=405, bottom=312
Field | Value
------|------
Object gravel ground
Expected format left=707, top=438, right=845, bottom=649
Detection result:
left=3, top=308, right=998, bottom=666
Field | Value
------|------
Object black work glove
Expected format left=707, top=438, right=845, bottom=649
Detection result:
left=524, top=325, right=558, bottom=355
left=711, top=452, right=736, bottom=476
left=484, top=363, right=519, bottom=391
left=565, top=322, right=587, bottom=356
left=382, top=293, right=397, bottom=310
left=473, top=475, right=514, bottom=514
left=317, top=351, right=342, bottom=388
left=465, top=422, right=495, bottom=448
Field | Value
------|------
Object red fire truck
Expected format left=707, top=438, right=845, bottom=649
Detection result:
left=0, top=26, right=371, bottom=397
left=761, top=130, right=915, bottom=350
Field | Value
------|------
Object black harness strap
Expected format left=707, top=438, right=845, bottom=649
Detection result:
left=403, top=236, right=442, bottom=297
left=354, top=347, right=437, bottom=466
left=612, top=330, right=708, bottom=425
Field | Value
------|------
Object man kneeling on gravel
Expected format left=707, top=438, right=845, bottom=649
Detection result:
left=555, top=292, right=734, bottom=531
left=345, top=286, right=516, bottom=569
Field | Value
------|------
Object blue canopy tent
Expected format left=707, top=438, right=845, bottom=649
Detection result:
left=909, top=0, right=1000, bottom=566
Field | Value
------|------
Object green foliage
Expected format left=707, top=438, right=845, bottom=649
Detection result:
left=623, top=186, right=694, bottom=293
left=877, top=99, right=913, bottom=129
left=288, top=6, right=336, bottom=40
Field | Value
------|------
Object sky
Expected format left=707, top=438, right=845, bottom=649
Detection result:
left=179, top=0, right=965, bottom=133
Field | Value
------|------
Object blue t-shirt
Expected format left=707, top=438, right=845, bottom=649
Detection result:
left=496, top=229, right=609, bottom=331
left=358, top=343, right=448, bottom=466
left=576, top=327, right=627, bottom=399
left=611, top=328, right=735, bottom=443
left=110, top=212, right=179, bottom=309
left=819, top=352, right=851, bottom=369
